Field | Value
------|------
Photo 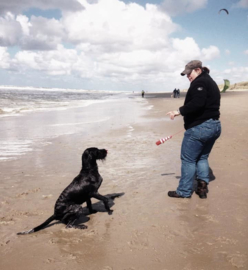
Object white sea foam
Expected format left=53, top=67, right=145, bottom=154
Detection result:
left=0, top=85, right=129, bottom=94
left=127, top=125, right=134, bottom=138
left=0, top=87, right=126, bottom=118
left=0, top=140, right=33, bottom=161
left=146, top=105, right=154, bottom=110
left=49, top=117, right=111, bottom=127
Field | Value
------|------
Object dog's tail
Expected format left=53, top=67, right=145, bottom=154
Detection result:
left=17, top=215, right=56, bottom=235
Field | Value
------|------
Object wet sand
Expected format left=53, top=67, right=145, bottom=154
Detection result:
left=1, top=91, right=248, bottom=270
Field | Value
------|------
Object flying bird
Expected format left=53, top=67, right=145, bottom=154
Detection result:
left=219, top=8, right=229, bottom=15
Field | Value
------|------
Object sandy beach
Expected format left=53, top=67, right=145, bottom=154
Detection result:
left=0, top=91, right=248, bottom=270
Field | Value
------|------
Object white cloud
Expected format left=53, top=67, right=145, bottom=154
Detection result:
left=0, top=0, right=84, bottom=15
left=21, top=16, right=64, bottom=50
left=14, top=45, right=78, bottom=75
left=244, top=49, right=248, bottom=55
left=9, top=36, right=220, bottom=89
left=225, top=49, right=230, bottom=55
left=0, top=0, right=223, bottom=91
left=171, top=38, right=219, bottom=65
left=222, top=66, right=248, bottom=83
left=16, top=15, right=31, bottom=35
left=235, top=0, right=248, bottom=8
left=160, top=0, right=207, bottom=16
left=172, top=37, right=201, bottom=60
left=0, top=12, right=22, bottom=46
left=63, top=0, right=178, bottom=51
left=223, top=69, right=231, bottom=74
left=201, top=45, right=220, bottom=61
left=0, top=13, right=64, bottom=50
left=0, top=47, right=11, bottom=68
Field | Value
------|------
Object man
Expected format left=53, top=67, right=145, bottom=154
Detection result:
left=166, top=60, right=221, bottom=199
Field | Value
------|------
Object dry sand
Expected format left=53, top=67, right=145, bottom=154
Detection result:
left=0, top=91, right=248, bottom=270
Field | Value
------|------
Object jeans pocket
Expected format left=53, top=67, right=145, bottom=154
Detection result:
left=200, top=124, right=215, bottom=142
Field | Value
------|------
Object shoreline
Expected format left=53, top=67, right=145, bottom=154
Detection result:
left=0, top=85, right=130, bottom=93
left=0, top=92, right=248, bottom=270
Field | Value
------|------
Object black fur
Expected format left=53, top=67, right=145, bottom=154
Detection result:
left=17, top=147, right=112, bottom=235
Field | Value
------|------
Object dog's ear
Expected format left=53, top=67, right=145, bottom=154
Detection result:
left=82, top=149, right=96, bottom=169
left=82, top=150, right=92, bottom=161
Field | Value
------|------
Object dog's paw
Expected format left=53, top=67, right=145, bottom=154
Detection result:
left=17, top=229, right=34, bottom=235
left=77, top=224, right=88, bottom=230
left=108, top=210, right=113, bottom=215
left=66, top=224, right=88, bottom=230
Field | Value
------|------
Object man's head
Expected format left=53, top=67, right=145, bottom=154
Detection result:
left=181, top=60, right=203, bottom=82
left=181, top=60, right=202, bottom=76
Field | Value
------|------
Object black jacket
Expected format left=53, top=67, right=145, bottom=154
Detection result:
left=179, top=71, right=220, bottom=130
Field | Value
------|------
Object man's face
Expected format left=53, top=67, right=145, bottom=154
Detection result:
left=187, top=68, right=201, bottom=82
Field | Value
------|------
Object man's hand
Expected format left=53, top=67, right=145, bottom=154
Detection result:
left=166, top=110, right=180, bottom=120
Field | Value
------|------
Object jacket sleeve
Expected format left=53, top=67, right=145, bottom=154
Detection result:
left=179, top=83, right=207, bottom=116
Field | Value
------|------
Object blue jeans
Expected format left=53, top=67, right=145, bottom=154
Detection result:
left=176, top=119, right=221, bottom=197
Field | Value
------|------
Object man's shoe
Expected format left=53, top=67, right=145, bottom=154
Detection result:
left=196, top=180, right=208, bottom=199
left=168, top=191, right=191, bottom=198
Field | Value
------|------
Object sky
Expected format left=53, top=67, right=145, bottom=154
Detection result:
left=0, top=0, right=247, bottom=92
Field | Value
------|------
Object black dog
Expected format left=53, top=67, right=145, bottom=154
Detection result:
left=17, top=147, right=112, bottom=235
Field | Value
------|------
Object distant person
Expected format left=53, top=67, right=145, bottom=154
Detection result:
left=177, top=89, right=180, bottom=98
left=173, top=88, right=177, bottom=98
left=141, top=90, right=145, bottom=98
left=166, top=60, right=221, bottom=199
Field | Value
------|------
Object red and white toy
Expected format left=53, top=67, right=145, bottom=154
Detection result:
left=156, top=129, right=184, bottom=146
left=156, top=136, right=172, bottom=145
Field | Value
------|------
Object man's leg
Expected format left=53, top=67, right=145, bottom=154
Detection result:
left=176, top=126, right=204, bottom=197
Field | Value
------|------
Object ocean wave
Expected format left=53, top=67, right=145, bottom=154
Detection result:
left=0, top=85, right=129, bottom=94
left=0, top=95, right=118, bottom=118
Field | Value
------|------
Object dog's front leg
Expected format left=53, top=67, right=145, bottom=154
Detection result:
left=86, top=199, right=97, bottom=214
left=91, top=193, right=113, bottom=215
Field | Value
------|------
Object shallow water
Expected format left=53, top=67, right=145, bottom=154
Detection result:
left=0, top=89, right=146, bottom=161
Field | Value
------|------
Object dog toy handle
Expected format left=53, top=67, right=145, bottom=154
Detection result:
left=156, top=135, right=172, bottom=145
left=156, top=129, right=184, bottom=146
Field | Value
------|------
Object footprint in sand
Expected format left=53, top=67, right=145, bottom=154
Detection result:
left=0, top=240, right=11, bottom=247
left=227, top=253, right=247, bottom=268
left=16, top=188, right=40, bottom=198
left=0, top=220, right=14, bottom=225
left=102, top=267, right=113, bottom=270
left=216, top=252, right=247, bottom=268
left=1, top=200, right=9, bottom=205
left=9, top=210, right=43, bottom=217
left=127, top=230, right=149, bottom=250
left=45, top=258, right=57, bottom=264
left=66, top=254, right=77, bottom=260
left=42, top=194, right=53, bottom=199
left=215, top=236, right=238, bottom=245
left=48, top=238, right=58, bottom=244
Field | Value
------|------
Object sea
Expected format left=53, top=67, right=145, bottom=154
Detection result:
left=0, top=87, right=128, bottom=117
left=0, top=87, right=146, bottom=161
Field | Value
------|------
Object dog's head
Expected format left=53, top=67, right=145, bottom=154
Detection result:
left=82, top=148, right=107, bottom=169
